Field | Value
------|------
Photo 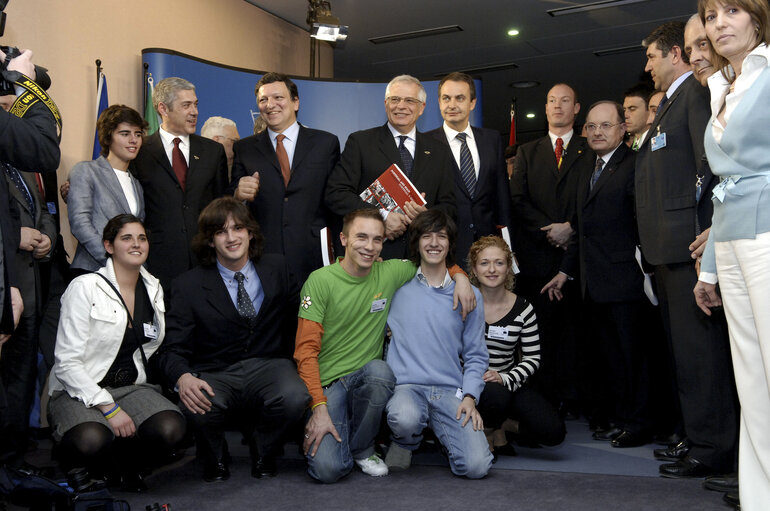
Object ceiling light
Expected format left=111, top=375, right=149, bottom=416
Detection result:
left=526, top=113, right=536, bottom=119
left=510, top=80, right=539, bottom=89
left=593, top=45, right=643, bottom=57
left=507, top=29, right=519, bottom=36
left=307, top=0, right=348, bottom=42
left=369, top=25, right=463, bottom=45
left=547, top=0, right=648, bottom=17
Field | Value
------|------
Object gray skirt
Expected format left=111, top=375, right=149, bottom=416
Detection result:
left=48, top=383, right=182, bottom=441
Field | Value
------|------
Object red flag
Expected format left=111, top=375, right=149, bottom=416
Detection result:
left=508, top=101, right=516, bottom=146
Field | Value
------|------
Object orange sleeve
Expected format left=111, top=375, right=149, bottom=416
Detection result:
left=448, top=264, right=467, bottom=279
left=294, top=318, right=327, bottom=408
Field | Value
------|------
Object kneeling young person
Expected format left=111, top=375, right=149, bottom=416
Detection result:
left=156, top=197, right=309, bottom=482
left=385, top=210, right=493, bottom=478
left=295, top=208, right=476, bottom=483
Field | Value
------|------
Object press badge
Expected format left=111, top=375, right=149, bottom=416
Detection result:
left=143, top=322, right=159, bottom=339
left=370, top=298, right=387, bottom=313
left=487, top=325, right=509, bottom=340
left=46, top=201, right=57, bottom=215
left=650, top=132, right=667, bottom=151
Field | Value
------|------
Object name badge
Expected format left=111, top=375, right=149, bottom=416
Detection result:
left=651, top=132, right=667, bottom=151
left=143, top=322, right=159, bottom=339
left=370, top=298, right=387, bottom=313
left=487, top=325, right=509, bottom=340
left=46, top=201, right=58, bottom=215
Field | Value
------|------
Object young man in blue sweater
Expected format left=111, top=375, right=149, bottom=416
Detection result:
left=384, top=210, right=492, bottom=478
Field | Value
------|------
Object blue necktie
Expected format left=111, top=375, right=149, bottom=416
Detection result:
left=234, top=272, right=257, bottom=327
left=398, top=135, right=414, bottom=177
left=590, top=157, right=605, bottom=190
left=654, top=94, right=669, bottom=121
left=3, top=163, right=35, bottom=217
left=456, top=132, right=477, bottom=198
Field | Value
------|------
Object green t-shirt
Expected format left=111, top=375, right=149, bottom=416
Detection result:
left=298, top=259, right=416, bottom=385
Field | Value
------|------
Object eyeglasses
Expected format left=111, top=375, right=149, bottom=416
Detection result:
left=386, top=96, right=423, bottom=107
left=585, top=122, right=623, bottom=133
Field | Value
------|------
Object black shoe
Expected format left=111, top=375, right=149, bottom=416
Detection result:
left=203, top=462, right=230, bottom=482
left=610, top=430, right=650, bottom=448
left=653, top=438, right=691, bottom=461
left=653, top=432, right=684, bottom=446
left=659, top=456, right=717, bottom=479
left=703, top=473, right=739, bottom=492
left=592, top=426, right=623, bottom=441
left=494, top=443, right=517, bottom=457
left=251, top=456, right=277, bottom=479
left=723, top=491, right=740, bottom=509
left=119, top=472, right=147, bottom=493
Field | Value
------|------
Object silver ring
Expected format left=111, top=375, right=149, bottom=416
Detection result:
left=304, top=434, right=310, bottom=439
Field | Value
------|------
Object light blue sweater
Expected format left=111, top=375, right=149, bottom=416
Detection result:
left=386, top=276, right=487, bottom=400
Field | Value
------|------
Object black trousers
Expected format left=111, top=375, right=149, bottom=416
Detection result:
left=183, top=357, right=309, bottom=464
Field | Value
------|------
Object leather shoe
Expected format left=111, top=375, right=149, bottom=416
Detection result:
left=592, top=426, right=622, bottom=441
left=251, top=456, right=277, bottom=479
left=653, top=438, right=691, bottom=461
left=610, top=430, right=650, bottom=448
left=723, top=491, right=740, bottom=509
left=704, top=473, right=739, bottom=492
left=203, top=462, right=230, bottom=482
left=653, top=432, right=684, bottom=446
left=659, top=456, right=717, bottom=479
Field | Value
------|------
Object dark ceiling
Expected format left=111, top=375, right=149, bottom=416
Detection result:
left=246, top=0, right=696, bottom=143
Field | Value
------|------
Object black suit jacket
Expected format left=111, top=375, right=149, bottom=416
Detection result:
left=427, top=126, right=512, bottom=268
left=325, top=123, right=455, bottom=260
left=229, top=126, right=340, bottom=285
left=635, top=74, right=714, bottom=266
left=561, top=144, right=645, bottom=303
left=509, top=133, right=592, bottom=285
left=157, top=253, right=298, bottom=388
left=131, top=131, right=228, bottom=289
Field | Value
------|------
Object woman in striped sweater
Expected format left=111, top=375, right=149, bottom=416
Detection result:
left=468, top=236, right=565, bottom=454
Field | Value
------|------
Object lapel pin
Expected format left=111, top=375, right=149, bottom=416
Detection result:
left=424, top=151, right=430, bottom=155
left=193, top=155, right=200, bottom=160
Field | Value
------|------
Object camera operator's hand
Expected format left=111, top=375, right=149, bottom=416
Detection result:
left=2, top=48, right=36, bottom=81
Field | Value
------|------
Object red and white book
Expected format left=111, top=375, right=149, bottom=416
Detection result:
left=359, top=163, right=426, bottom=215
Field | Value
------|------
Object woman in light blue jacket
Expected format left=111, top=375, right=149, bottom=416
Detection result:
left=694, top=1, right=770, bottom=508
left=68, top=105, right=147, bottom=274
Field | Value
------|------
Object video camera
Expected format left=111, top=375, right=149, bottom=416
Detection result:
left=0, top=0, right=51, bottom=95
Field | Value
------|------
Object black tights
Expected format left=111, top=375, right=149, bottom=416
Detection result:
left=58, top=410, right=185, bottom=473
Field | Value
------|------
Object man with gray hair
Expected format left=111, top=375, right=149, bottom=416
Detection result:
left=201, top=116, right=240, bottom=178
left=325, top=74, right=455, bottom=260
left=132, top=77, right=228, bottom=290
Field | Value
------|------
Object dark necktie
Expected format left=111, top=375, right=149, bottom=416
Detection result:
left=456, top=132, right=477, bottom=198
left=654, top=94, right=669, bottom=121
left=172, top=137, right=188, bottom=190
left=555, top=137, right=564, bottom=170
left=4, top=163, right=35, bottom=217
left=590, top=157, right=605, bottom=190
left=398, top=135, right=414, bottom=177
left=275, top=133, right=291, bottom=187
left=234, top=272, right=257, bottom=326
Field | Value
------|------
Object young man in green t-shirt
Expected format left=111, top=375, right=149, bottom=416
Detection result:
left=294, top=208, right=475, bottom=483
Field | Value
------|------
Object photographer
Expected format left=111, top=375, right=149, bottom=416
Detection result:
left=0, top=44, right=61, bottom=469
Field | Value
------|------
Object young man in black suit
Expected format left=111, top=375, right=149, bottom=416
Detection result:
left=427, top=72, right=512, bottom=269
left=231, top=72, right=340, bottom=286
left=325, top=74, right=455, bottom=260
left=509, top=83, right=593, bottom=412
left=636, top=21, right=737, bottom=479
left=542, top=101, right=651, bottom=448
left=131, top=77, right=228, bottom=291
left=157, top=197, right=309, bottom=482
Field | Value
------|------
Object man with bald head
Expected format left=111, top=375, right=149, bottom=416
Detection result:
left=509, top=83, right=593, bottom=412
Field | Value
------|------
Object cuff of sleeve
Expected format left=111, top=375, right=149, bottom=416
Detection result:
left=698, top=271, right=718, bottom=285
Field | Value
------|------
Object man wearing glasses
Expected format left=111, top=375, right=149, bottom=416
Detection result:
left=325, top=75, right=455, bottom=260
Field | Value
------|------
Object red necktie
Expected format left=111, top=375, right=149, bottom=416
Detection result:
left=172, top=137, right=188, bottom=190
left=555, top=137, right=564, bottom=170
left=275, top=134, right=291, bottom=187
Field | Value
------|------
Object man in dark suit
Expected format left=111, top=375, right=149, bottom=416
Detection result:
left=509, top=83, right=592, bottom=410
left=325, top=74, right=455, bottom=260
left=131, top=77, right=228, bottom=291
left=636, top=21, right=737, bottom=478
left=157, top=197, right=309, bottom=482
left=543, top=101, right=651, bottom=447
left=427, top=72, right=512, bottom=269
left=231, top=73, right=340, bottom=286
left=1, top=166, right=56, bottom=465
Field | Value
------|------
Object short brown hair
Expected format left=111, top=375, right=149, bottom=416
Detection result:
left=256, top=72, right=299, bottom=101
left=192, top=197, right=263, bottom=266
left=438, top=72, right=476, bottom=101
left=643, top=21, right=688, bottom=64
left=341, top=208, right=385, bottom=236
left=467, top=236, right=516, bottom=291
left=407, top=210, right=457, bottom=267
left=102, top=214, right=146, bottom=260
left=96, top=105, right=147, bottom=158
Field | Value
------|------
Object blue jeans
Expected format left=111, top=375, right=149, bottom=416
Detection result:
left=386, top=384, right=492, bottom=479
left=306, top=360, right=395, bottom=483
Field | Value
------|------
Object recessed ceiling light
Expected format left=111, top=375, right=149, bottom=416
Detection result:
left=526, top=113, right=536, bottom=119
left=507, top=29, right=519, bottom=36
left=510, top=80, right=539, bottom=89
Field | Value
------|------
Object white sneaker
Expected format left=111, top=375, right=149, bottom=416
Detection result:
left=355, top=454, right=389, bottom=477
